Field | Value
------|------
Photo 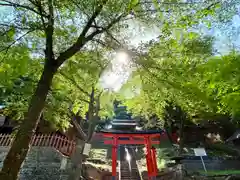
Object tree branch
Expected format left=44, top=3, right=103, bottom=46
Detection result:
left=56, top=0, right=108, bottom=67
left=27, top=0, right=38, bottom=7
left=68, top=105, right=87, bottom=140
left=92, top=38, right=118, bottom=50
left=205, top=1, right=220, bottom=10
left=0, top=23, right=38, bottom=31
left=138, top=1, right=213, bottom=5
left=86, top=88, right=103, bottom=142
left=51, top=89, right=90, bottom=104
left=0, top=0, right=48, bottom=18
left=86, top=116, right=99, bottom=142
left=124, top=1, right=220, bottom=20
left=86, top=87, right=96, bottom=141
left=45, top=0, right=55, bottom=63
left=0, top=30, right=33, bottom=53
left=105, top=30, right=122, bottom=46
left=33, top=0, right=47, bottom=30
left=78, top=98, right=91, bottom=104
left=71, top=115, right=87, bottom=140
left=85, top=14, right=124, bottom=42
left=89, top=86, right=95, bottom=114
left=70, top=0, right=91, bottom=19
left=60, top=72, right=91, bottom=97
left=92, top=38, right=108, bottom=47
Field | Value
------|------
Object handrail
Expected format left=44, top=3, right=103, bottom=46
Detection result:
left=0, top=133, right=76, bottom=156
left=118, top=159, right=121, bottom=180
left=130, top=147, right=144, bottom=180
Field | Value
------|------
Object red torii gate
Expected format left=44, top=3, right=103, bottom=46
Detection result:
left=101, top=130, right=178, bottom=180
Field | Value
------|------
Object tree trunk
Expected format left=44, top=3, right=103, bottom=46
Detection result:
left=87, top=119, right=98, bottom=142
left=68, top=139, right=85, bottom=180
left=68, top=88, right=100, bottom=180
left=164, top=118, right=174, bottom=145
left=178, top=114, right=185, bottom=156
left=0, top=63, right=56, bottom=180
left=68, top=120, right=98, bottom=180
left=68, top=123, right=98, bottom=180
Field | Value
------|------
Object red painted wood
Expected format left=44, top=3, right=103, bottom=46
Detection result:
left=34, top=135, right=38, bottom=146
left=0, top=133, right=75, bottom=156
left=104, top=140, right=160, bottom=145
left=35, top=135, right=38, bottom=145
left=2, top=134, right=7, bottom=145
left=63, top=137, right=68, bottom=152
left=112, top=136, right=118, bottom=177
left=102, top=133, right=160, bottom=138
left=45, top=135, right=50, bottom=146
left=48, top=135, right=52, bottom=146
left=55, top=135, right=60, bottom=149
left=145, top=136, right=153, bottom=178
left=31, top=135, right=36, bottom=145
left=39, top=134, right=44, bottom=146
left=6, top=135, right=11, bottom=146
left=0, top=134, right=4, bottom=145
left=101, top=132, right=167, bottom=179
left=49, top=134, right=54, bottom=147
left=0, top=131, right=175, bottom=158
left=42, top=135, right=46, bottom=146
left=151, top=147, right=158, bottom=176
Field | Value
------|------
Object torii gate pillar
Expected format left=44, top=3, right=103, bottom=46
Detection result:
left=102, top=132, right=163, bottom=180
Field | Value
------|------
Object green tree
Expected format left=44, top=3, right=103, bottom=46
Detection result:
left=0, top=1, right=153, bottom=179
left=122, top=35, right=240, bottom=153
left=0, top=0, right=230, bottom=178
left=1, top=48, right=116, bottom=178
left=53, top=50, right=115, bottom=179
left=0, top=47, right=42, bottom=121
left=127, top=33, right=214, bottom=116
left=118, top=34, right=215, bottom=154
left=197, top=53, right=240, bottom=121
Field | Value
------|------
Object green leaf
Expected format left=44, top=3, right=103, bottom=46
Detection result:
left=21, top=16, right=27, bottom=24
left=7, top=27, right=15, bottom=39
left=130, top=0, right=138, bottom=6
left=188, top=32, right=198, bottom=40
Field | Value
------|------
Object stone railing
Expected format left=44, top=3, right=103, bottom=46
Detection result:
left=0, top=133, right=75, bottom=156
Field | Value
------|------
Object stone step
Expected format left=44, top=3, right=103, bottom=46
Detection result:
left=120, top=164, right=140, bottom=179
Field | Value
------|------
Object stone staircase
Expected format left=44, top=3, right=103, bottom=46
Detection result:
left=119, top=146, right=141, bottom=180
left=120, top=161, right=141, bottom=180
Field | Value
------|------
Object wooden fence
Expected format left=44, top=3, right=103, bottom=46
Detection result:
left=0, top=134, right=76, bottom=156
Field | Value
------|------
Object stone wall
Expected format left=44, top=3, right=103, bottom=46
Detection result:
left=0, top=147, right=69, bottom=180
left=182, top=159, right=240, bottom=172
